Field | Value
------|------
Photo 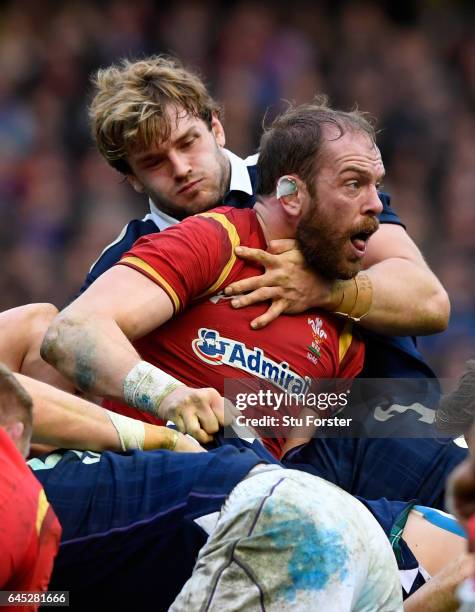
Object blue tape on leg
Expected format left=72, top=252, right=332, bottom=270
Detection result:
left=414, top=505, right=466, bottom=538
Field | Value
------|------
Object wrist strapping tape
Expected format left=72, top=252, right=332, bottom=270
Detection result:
left=106, top=409, right=145, bottom=451
left=123, top=361, right=183, bottom=417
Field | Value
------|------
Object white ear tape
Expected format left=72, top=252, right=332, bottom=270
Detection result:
left=276, top=176, right=298, bottom=199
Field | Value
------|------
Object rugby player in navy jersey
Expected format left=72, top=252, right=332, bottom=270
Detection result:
left=84, top=56, right=448, bottom=339
left=0, top=334, right=469, bottom=610
left=42, top=88, right=464, bottom=507
left=77, top=56, right=462, bottom=507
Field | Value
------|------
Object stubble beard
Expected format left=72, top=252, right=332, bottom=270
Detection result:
left=296, top=201, right=361, bottom=281
left=149, top=144, right=231, bottom=221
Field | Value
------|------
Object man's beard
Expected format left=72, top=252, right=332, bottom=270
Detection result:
left=296, top=204, right=379, bottom=280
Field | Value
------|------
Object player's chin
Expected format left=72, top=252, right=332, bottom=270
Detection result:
left=189, top=192, right=220, bottom=214
left=337, top=260, right=362, bottom=281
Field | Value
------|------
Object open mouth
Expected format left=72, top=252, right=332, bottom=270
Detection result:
left=350, top=230, right=374, bottom=256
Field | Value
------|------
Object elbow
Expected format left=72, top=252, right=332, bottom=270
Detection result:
left=423, top=286, right=451, bottom=334
left=40, top=316, right=75, bottom=368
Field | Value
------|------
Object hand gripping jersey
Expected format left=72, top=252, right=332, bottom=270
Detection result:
left=118, top=206, right=364, bottom=457
left=0, top=429, right=61, bottom=611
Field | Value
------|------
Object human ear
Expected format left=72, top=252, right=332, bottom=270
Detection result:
left=126, top=174, right=145, bottom=194
left=211, top=114, right=226, bottom=147
left=276, top=176, right=308, bottom=219
left=4, top=421, right=25, bottom=454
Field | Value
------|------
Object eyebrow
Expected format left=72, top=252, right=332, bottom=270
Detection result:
left=174, top=127, right=197, bottom=145
left=134, top=128, right=197, bottom=164
left=340, top=165, right=386, bottom=181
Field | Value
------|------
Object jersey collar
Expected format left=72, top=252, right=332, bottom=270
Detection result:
left=224, top=148, right=254, bottom=196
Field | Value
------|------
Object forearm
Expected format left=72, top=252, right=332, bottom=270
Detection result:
left=404, top=580, right=458, bottom=612
left=0, top=303, right=61, bottom=377
left=360, top=258, right=450, bottom=336
left=20, top=373, right=122, bottom=451
left=224, top=231, right=450, bottom=335
left=355, top=258, right=450, bottom=336
left=354, top=223, right=450, bottom=336
left=41, top=312, right=142, bottom=401
left=404, top=553, right=474, bottom=612
left=21, top=374, right=196, bottom=452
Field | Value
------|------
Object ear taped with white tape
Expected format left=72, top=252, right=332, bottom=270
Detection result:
left=276, top=176, right=298, bottom=199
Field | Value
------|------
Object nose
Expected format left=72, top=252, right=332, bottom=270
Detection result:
left=362, top=186, right=384, bottom=216
left=169, top=150, right=192, bottom=180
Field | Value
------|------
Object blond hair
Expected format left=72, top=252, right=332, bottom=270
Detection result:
left=0, top=363, right=33, bottom=442
left=89, top=56, right=222, bottom=173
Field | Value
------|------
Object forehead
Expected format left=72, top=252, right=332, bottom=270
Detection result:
left=165, top=105, right=206, bottom=136
left=129, top=105, right=207, bottom=160
left=320, top=128, right=384, bottom=177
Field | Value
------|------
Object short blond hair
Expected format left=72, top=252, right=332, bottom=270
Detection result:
left=0, top=363, right=33, bottom=443
left=89, top=56, right=222, bottom=173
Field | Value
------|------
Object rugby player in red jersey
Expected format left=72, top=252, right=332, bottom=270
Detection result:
left=41, top=99, right=382, bottom=457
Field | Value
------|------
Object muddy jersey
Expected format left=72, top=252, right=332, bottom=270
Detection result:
left=119, top=207, right=364, bottom=456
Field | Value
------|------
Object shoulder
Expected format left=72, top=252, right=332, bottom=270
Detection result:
left=89, top=218, right=160, bottom=270
left=79, top=218, right=160, bottom=295
left=378, top=192, right=404, bottom=227
left=194, top=207, right=258, bottom=238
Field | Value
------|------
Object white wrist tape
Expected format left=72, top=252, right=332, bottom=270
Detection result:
left=123, top=361, right=183, bottom=417
left=106, top=410, right=145, bottom=451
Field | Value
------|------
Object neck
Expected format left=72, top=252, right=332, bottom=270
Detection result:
left=221, top=153, right=232, bottom=198
left=254, top=197, right=297, bottom=245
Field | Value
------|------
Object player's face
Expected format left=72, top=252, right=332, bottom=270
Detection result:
left=126, top=107, right=230, bottom=220
left=297, top=129, right=384, bottom=279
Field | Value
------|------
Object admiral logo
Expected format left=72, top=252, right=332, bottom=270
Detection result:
left=191, top=328, right=311, bottom=395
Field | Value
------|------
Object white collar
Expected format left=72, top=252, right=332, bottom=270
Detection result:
left=224, top=148, right=255, bottom=196
left=145, top=148, right=256, bottom=229
left=145, top=201, right=180, bottom=231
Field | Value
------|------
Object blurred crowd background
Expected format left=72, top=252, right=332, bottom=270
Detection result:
left=0, top=0, right=473, bottom=377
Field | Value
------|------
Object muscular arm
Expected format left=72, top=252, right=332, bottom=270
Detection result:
left=225, top=225, right=449, bottom=336
left=359, top=224, right=449, bottom=335
left=41, top=265, right=174, bottom=399
left=0, top=303, right=74, bottom=390
left=17, top=373, right=202, bottom=453
left=41, top=265, right=223, bottom=442
left=404, top=553, right=474, bottom=612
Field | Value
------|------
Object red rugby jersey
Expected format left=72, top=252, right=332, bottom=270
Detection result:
left=118, top=207, right=364, bottom=456
left=0, top=428, right=61, bottom=611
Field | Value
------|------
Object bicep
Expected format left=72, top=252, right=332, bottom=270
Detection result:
left=363, top=223, right=427, bottom=269
left=0, top=304, right=58, bottom=371
left=62, top=265, right=175, bottom=340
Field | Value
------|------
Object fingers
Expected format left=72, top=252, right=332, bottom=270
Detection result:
left=249, top=299, right=288, bottom=330
left=165, top=387, right=224, bottom=444
left=230, top=286, right=283, bottom=309
left=181, top=411, right=214, bottom=444
left=268, top=239, right=297, bottom=255
left=224, top=246, right=278, bottom=297
left=234, top=245, right=275, bottom=265
left=175, top=432, right=207, bottom=453
left=225, top=275, right=269, bottom=297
